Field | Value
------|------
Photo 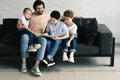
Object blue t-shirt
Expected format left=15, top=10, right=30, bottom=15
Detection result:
left=46, top=21, right=68, bottom=36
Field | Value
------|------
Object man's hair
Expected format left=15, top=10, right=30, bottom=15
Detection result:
left=63, top=10, right=74, bottom=18
left=33, top=0, right=45, bottom=11
left=23, top=8, right=32, bottom=13
left=50, top=10, right=60, bottom=20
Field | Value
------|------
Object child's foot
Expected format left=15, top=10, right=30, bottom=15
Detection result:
left=62, top=52, right=68, bottom=61
left=28, top=45, right=37, bottom=52
left=69, top=52, right=75, bottom=63
left=47, top=59, right=55, bottom=67
left=34, top=44, right=41, bottom=49
left=69, top=57, right=75, bottom=63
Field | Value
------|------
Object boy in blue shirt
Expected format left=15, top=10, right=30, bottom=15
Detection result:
left=43, top=10, right=69, bottom=67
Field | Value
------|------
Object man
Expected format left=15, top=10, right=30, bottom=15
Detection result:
left=17, top=0, right=50, bottom=76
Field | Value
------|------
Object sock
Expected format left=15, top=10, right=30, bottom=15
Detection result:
left=70, top=52, right=74, bottom=58
left=63, top=52, right=67, bottom=57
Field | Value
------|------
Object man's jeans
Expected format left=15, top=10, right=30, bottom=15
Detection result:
left=46, top=38, right=62, bottom=58
left=20, top=34, right=47, bottom=61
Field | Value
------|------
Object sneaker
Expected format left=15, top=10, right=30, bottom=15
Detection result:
left=34, top=44, right=41, bottom=49
left=69, top=57, right=75, bottom=63
left=28, top=46, right=37, bottom=52
left=20, top=67, right=27, bottom=72
left=31, top=67, right=42, bottom=76
left=43, top=58, right=49, bottom=65
left=47, top=59, right=55, bottom=67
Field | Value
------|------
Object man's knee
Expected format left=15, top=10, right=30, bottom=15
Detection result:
left=39, top=37, right=47, bottom=43
left=21, top=34, right=29, bottom=42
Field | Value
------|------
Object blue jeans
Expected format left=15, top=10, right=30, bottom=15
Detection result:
left=46, top=38, right=62, bottom=58
left=20, top=34, right=47, bottom=61
left=20, top=29, right=39, bottom=45
left=62, top=38, right=77, bottom=53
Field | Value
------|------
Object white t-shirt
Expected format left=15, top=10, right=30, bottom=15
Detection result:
left=18, top=15, right=29, bottom=28
left=66, top=23, right=78, bottom=38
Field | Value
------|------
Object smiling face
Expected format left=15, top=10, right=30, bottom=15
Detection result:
left=36, top=4, right=44, bottom=15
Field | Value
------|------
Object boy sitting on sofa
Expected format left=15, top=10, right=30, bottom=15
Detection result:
left=42, top=10, right=69, bottom=67
left=62, top=10, right=78, bottom=63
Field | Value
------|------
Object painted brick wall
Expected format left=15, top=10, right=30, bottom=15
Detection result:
left=0, top=0, right=120, bottom=43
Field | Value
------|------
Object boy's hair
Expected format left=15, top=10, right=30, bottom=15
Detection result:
left=50, top=10, right=60, bottom=20
left=33, top=0, right=45, bottom=11
left=63, top=10, right=74, bottom=18
left=23, top=8, right=32, bottom=13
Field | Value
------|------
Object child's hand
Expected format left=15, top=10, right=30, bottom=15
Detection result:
left=66, top=42, right=70, bottom=47
left=16, top=23, right=25, bottom=30
left=53, top=36, right=60, bottom=40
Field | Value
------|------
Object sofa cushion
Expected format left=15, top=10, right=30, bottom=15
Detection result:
left=0, top=30, right=20, bottom=44
left=0, top=44, right=20, bottom=56
left=76, top=18, right=98, bottom=46
left=82, top=18, right=98, bottom=45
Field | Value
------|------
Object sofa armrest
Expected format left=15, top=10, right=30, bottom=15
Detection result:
left=98, top=24, right=113, bottom=55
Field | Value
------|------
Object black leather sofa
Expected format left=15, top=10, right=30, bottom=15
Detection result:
left=0, top=18, right=115, bottom=66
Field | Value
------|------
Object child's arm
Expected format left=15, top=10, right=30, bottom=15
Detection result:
left=53, top=32, right=69, bottom=40
left=19, top=19, right=28, bottom=29
left=42, top=32, right=49, bottom=35
left=66, top=34, right=75, bottom=47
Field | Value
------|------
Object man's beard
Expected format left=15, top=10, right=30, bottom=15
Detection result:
left=37, top=11, right=43, bottom=15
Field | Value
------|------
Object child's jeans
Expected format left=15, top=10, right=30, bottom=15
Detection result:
left=20, top=29, right=39, bottom=46
left=62, top=38, right=77, bottom=53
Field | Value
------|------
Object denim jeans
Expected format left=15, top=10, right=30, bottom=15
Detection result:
left=20, top=34, right=47, bottom=61
left=46, top=38, right=62, bottom=58
left=20, top=29, right=39, bottom=46
left=62, top=38, right=77, bottom=53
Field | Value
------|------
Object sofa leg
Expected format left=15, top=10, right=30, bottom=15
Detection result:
left=110, top=55, right=114, bottom=66
left=110, top=37, right=115, bottom=66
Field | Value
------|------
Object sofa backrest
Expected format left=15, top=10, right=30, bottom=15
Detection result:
left=0, top=18, right=20, bottom=44
left=3, top=18, right=18, bottom=30
left=0, top=18, right=98, bottom=46
left=73, top=18, right=98, bottom=46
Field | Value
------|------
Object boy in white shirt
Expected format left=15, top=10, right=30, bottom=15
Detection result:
left=62, top=10, right=78, bottom=63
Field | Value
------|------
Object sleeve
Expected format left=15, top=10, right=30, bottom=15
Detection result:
left=21, top=16, right=26, bottom=23
left=20, top=15, right=28, bottom=26
left=62, top=23, right=68, bottom=33
left=46, top=22, right=50, bottom=32
left=70, top=25, right=77, bottom=35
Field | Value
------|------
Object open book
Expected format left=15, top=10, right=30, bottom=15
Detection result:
left=40, top=32, right=66, bottom=38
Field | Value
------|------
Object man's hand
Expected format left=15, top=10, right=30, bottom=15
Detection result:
left=16, top=23, right=26, bottom=31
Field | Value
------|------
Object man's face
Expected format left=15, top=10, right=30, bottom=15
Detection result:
left=36, top=5, right=44, bottom=15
